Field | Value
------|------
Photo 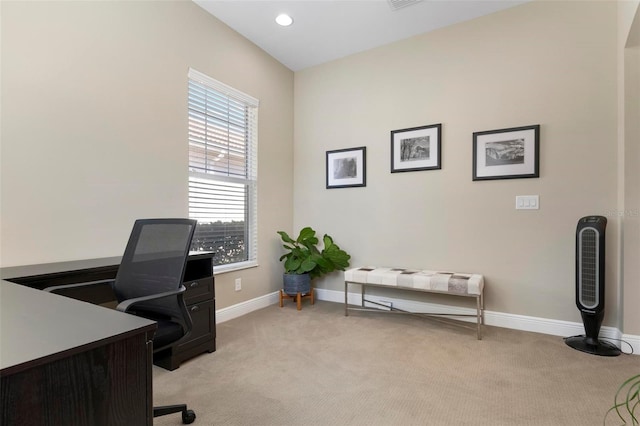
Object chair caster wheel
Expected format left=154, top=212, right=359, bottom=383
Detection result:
left=182, top=409, right=196, bottom=424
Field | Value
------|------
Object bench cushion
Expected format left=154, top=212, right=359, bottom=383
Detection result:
left=344, top=267, right=484, bottom=296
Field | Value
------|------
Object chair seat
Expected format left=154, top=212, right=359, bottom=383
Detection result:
left=153, top=319, right=184, bottom=349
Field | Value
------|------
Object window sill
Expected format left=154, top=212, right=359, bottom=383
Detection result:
left=213, top=260, right=258, bottom=276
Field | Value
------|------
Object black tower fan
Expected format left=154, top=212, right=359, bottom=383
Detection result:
left=565, top=216, right=620, bottom=356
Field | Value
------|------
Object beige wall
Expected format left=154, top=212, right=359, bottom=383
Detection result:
left=0, top=1, right=294, bottom=308
left=294, top=1, right=623, bottom=326
left=1, top=0, right=635, bottom=333
left=620, top=1, right=640, bottom=335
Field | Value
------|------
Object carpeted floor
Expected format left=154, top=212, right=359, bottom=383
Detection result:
left=153, top=300, right=639, bottom=426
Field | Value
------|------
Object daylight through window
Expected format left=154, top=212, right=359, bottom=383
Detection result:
left=187, top=68, right=258, bottom=269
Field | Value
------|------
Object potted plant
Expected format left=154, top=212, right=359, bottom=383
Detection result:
left=277, top=227, right=351, bottom=295
left=604, top=373, right=640, bottom=425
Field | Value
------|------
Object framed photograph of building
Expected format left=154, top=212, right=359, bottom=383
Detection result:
left=472, top=124, right=540, bottom=181
left=391, top=123, right=442, bottom=173
left=326, top=146, right=366, bottom=189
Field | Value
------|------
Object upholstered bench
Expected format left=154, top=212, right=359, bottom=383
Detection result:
left=344, top=267, right=485, bottom=339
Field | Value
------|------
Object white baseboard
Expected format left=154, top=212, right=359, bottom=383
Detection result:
left=621, top=333, right=640, bottom=355
left=214, top=288, right=640, bottom=355
left=216, top=291, right=280, bottom=324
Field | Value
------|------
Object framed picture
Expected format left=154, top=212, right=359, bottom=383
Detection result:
left=326, top=146, right=366, bottom=189
left=472, top=124, right=540, bottom=181
left=391, top=123, right=441, bottom=173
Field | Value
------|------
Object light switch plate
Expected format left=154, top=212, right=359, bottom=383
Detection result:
left=516, top=195, right=539, bottom=210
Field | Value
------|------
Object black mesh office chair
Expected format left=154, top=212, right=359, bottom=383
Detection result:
left=46, top=218, right=198, bottom=424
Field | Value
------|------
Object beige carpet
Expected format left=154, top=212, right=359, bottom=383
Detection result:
left=153, top=300, right=639, bottom=426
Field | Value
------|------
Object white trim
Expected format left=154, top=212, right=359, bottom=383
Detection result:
left=188, top=68, right=259, bottom=106
left=215, top=291, right=279, bottom=324
left=214, top=260, right=258, bottom=275
left=213, top=288, right=640, bottom=355
left=621, top=333, right=640, bottom=355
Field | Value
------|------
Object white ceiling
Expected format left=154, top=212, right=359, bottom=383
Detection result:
left=193, top=0, right=530, bottom=71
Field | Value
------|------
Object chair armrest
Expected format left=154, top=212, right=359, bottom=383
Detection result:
left=116, top=285, right=186, bottom=313
left=44, top=279, right=115, bottom=293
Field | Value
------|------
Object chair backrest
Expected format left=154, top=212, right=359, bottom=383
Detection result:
left=114, top=218, right=197, bottom=318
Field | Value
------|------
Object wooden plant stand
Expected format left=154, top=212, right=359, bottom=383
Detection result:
left=279, top=288, right=314, bottom=310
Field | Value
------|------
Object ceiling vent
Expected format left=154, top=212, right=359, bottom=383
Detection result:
left=387, top=0, right=423, bottom=11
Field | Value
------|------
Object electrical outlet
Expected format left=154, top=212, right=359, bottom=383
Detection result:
left=234, top=278, right=241, bottom=291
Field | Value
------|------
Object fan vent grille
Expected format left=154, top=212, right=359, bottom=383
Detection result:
left=578, top=228, right=598, bottom=308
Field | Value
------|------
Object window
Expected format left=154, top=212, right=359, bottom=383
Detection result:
left=188, top=68, right=258, bottom=270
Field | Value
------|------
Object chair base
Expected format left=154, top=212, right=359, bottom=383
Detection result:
left=279, top=288, right=314, bottom=310
left=153, top=404, right=196, bottom=424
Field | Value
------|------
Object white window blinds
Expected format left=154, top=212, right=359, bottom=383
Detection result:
left=188, top=68, right=258, bottom=268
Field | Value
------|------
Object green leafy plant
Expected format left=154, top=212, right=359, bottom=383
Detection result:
left=605, top=374, right=640, bottom=425
left=277, top=227, right=351, bottom=279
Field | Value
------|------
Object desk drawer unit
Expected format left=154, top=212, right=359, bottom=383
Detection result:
left=184, top=277, right=214, bottom=304
left=153, top=252, right=216, bottom=371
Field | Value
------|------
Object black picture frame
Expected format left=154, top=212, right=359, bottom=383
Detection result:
left=391, top=123, right=442, bottom=173
left=472, top=124, right=540, bottom=181
left=326, top=146, right=366, bottom=189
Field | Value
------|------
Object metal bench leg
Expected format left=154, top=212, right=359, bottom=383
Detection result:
left=345, top=281, right=349, bottom=316
left=476, top=295, right=482, bottom=340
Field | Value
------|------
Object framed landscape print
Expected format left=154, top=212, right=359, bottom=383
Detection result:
left=472, top=124, right=540, bottom=181
left=326, top=146, right=366, bottom=189
left=391, top=123, right=442, bottom=173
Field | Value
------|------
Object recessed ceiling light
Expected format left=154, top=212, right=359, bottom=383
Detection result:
left=275, top=14, right=293, bottom=27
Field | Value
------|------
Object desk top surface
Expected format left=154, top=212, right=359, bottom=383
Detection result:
left=0, top=280, right=156, bottom=375
left=0, top=252, right=214, bottom=281
left=0, top=256, right=123, bottom=281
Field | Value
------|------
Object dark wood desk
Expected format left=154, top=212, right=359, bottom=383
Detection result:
left=0, top=256, right=123, bottom=289
left=0, top=280, right=157, bottom=426
left=1, top=252, right=216, bottom=370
